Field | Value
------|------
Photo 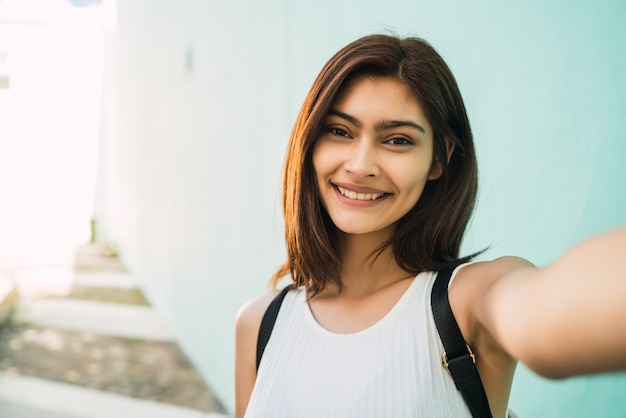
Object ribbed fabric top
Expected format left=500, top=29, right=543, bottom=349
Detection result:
left=244, top=270, right=472, bottom=417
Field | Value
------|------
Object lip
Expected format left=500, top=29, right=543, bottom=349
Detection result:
left=332, top=182, right=388, bottom=194
left=330, top=182, right=390, bottom=207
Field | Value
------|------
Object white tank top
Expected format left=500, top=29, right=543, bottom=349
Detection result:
left=244, top=270, right=472, bottom=417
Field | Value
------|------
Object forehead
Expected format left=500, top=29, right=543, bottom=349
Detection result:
left=330, top=76, right=428, bottom=125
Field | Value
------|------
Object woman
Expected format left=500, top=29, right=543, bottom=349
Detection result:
left=235, top=34, right=626, bottom=417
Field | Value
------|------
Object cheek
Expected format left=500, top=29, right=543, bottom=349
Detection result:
left=392, top=163, right=432, bottom=201
left=311, top=142, right=323, bottom=176
left=311, top=145, right=328, bottom=198
left=312, top=141, right=335, bottom=180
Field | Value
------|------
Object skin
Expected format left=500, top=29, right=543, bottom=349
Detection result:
left=234, top=76, right=626, bottom=418
left=312, top=76, right=441, bottom=238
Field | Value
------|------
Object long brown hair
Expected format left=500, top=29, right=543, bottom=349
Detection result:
left=270, top=34, right=479, bottom=295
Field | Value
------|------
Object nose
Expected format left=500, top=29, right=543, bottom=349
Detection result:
left=344, top=139, right=379, bottom=178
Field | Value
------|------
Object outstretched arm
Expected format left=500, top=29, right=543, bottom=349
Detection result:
left=476, top=226, right=626, bottom=379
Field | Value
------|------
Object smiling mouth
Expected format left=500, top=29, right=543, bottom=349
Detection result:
left=336, top=185, right=386, bottom=201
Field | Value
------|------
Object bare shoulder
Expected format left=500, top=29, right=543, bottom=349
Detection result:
left=456, top=256, right=535, bottom=287
left=236, top=289, right=282, bottom=335
left=449, top=256, right=536, bottom=344
left=234, top=289, right=281, bottom=418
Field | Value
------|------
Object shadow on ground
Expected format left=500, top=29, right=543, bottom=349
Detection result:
left=0, top=243, right=227, bottom=414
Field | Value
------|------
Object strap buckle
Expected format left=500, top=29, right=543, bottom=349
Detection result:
left=442, top=344, right=476, bottom=374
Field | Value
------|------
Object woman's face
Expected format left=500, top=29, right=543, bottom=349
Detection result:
left=312, top=76, right=441, bottom=238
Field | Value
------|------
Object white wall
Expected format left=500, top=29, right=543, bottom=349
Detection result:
left=0, top=4, right=104, bottom=265
left=97, top=1, right=626, bottom=415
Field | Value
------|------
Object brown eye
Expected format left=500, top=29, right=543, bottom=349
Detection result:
left=329, top=127, right=349, bottom=137
left=386, top=137, right=413, bottom=145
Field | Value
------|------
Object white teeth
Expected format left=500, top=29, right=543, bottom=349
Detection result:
left=337, top=186, right=385, bottom=201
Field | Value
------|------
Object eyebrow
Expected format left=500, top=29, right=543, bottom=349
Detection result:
left=328, top=109, right=426, bottom=134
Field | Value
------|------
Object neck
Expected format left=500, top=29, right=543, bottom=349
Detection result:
left=334, top=230, right=413, bottom=297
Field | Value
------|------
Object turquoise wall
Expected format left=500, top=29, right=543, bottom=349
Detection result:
left=453, top=4, right=626, bottom=416
left=98, top=0, right=626, bottom=415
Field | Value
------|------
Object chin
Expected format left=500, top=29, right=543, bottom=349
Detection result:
left=333, top=222, right=395, bottom=237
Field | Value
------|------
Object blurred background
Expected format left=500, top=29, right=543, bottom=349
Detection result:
left=0, top=0, right=625, bottom=417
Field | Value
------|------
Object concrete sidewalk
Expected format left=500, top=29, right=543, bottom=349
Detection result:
left=0, top=244, right=230, bottom=418
left=0, top=372, right=226, bottom=418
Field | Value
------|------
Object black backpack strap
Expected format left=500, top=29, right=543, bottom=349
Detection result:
left=431, top=269, right=493, bottom=418
left=256, top=285, right=293, bottom=371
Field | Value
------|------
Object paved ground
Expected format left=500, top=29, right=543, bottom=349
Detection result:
left=0, top=243, right=229, bottom=418
left=0, top=323, right=222, bottom=411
